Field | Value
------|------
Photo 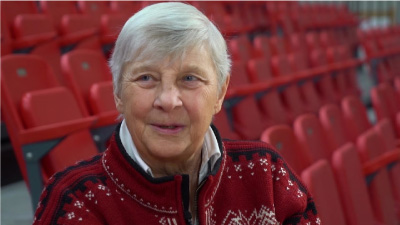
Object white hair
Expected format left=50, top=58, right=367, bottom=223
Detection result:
left=109, top=2, right=231, bottom=97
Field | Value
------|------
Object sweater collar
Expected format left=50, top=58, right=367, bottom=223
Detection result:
left=119, top=119, right=221, bottom=183
left=101, top=122, right=225, bottom=214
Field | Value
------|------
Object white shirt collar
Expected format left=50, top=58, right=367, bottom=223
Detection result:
left=119, top=120, right=221, bottom=183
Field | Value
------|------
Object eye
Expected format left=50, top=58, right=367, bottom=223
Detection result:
left=138, top=74, right=152, bottom=81
left=183, top=75, right=198, bottom=81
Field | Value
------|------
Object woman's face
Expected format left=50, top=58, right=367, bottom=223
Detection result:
left=115, top=46, right=229, bottom=164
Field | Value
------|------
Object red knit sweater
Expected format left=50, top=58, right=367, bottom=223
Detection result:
left=33, top=125, right=320, bottom=225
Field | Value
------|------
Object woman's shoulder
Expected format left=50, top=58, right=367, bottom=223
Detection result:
left=222, top=139, right=282, bottom=160
left=33, top=154, right=106, bottom=223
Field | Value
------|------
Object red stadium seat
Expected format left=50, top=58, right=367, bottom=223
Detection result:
left=212, top=109, right=240, bottom=140
left=337, top=45, right=360, bottom=96
left=253, top=35, right=272, bottom=59
left=20, top=87, right=98, bottom=177
left=1, top=19, right=13, bottom=56
left=293, top=114, right=331, bottom=162
left=271, top=55, right=309, bottom=117
left=39, top=1, right=79, bottom=32
left=341, top=96, right=372, bottom=142
left=1, top=54, right=96, bottom=208
left=61, top=50, right=119, bottom=128
left=247, top=58, right=291, bottom=125
left=230, top=96, right=266, bottom=140
left=228, top=35, right=253, bottom=62
left=371, top=83, right=400, bottom=136
left=261, top=124, right=312, bottom=175
left=229, top=60, right=251, bottom=88
left=319, top=104, right=351, bottom=156
left=374, top=119, right=400, bottom=213
left=309, top=49, right=341, bottom=103
left=11, top=14, right=57, bottom=50
left=30, top=41, right=66, bottom=85
left=356, top=129, right=398, bottom=225
left=268, top=35, right=287, bottom=56
left=1, top=1, right=38, bottom=29
left=39, top=1, right=99, bottom=47
left=288, top=51, right=324, bottom=112
left=325, top=46, right=349, bottom=97
left=109, top=1, right=143, bottom=16
left=331, top=143, right=376, bottom=225
left=301, top=159, right=347, bottom=225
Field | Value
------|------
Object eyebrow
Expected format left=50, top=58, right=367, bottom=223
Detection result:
left=130, top=64, right=159, bottom=75
left=181, top=65, right=208, bottom=77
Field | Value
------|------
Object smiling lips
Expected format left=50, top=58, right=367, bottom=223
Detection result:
left=151, top=124, right=185, bottom=135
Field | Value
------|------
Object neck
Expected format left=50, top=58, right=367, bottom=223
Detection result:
left=148, top=149, right=202, bottom=178
left=148, top=149, right=202, bottom=223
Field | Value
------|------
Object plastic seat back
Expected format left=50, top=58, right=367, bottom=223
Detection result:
left=31, top=41, right=65, bottom=85
left=77, top=1, right=110, bottom=21
left=229, top=60, right=250, bottom=88
left=89, top=81, right=116, bottom=114
left=289, top=52, right=322, bottom=113
left=268, top=36, right=287, bottom=56
left=109, top=1, right=143, bottom=16
left=293, top=114, right=331, bottom=162
left=301, top=160, right=347, bottom=225
left=247, top=57, right=272, bottom=83
left=61, top=50, right=112, bottom=114
left=319, top=104, right=350, bottom=155
left=253, top=36, right=272, bottom=59
left=309, top=49, right=340, bottom=103
left=271, top=55, right=307, bottom=118
left=228, top=35, right=253, bottom=62
left=341, top=96, right=372, bottom=142
left=247, top=58, right=290, bottom=125
left=356, top=129, right=398, bottom=225
left=1, top=1, right=38, bottom=28
left=374, top=118, right=398, bottom=151
left=212, top=109, right=240, bottom=140
left=20, top=87, right=98, bottom=178
left=261, top=125, right=312, bottom=175
left=331, top=143, right=376, bottom=225
left=230, top=96, right=266, bottom=140
left=39, top=1, right=79, bottom=31
left=1, top=55, right=60, bottom=130
left=12, top=14, right=57, bottom=49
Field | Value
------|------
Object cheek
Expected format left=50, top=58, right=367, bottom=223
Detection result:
left=184, top=88, right=218, bottom=123
left=122, top=86, right=154, bottom=118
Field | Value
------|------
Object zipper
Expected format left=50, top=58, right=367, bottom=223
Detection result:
left=193, top=178, right=207, bottom=225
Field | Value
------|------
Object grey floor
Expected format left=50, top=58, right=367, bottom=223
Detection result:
left=1, top=181, right=34, bottom=225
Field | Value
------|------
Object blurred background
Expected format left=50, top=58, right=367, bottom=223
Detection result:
left=1, top=1, right=400, bottom=225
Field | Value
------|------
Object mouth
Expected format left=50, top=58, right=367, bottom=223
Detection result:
left=151, top=124, right=185, bottom=134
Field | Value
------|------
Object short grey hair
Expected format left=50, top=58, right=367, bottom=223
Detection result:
left=109, top=2, right=231, bottom=97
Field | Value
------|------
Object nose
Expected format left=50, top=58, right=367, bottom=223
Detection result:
left=153, top=84, right=183, bottom=112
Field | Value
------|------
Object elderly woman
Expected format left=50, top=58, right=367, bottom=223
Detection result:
left=33, top=2, right=319, bottom=225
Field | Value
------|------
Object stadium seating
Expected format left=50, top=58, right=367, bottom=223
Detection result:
left=293, top=114, right=331, bottom=162
left=261, top=124, right=312, bottom=175
left=1, top=54, right=98, bottom=208
left=341, top=96, right=372, bottom=142
left=301, top=159, right=347, bottom=225
left=331, top=143, right=377, bottom=225
left=356, top=129, right=399, bottom=225
left=2, top=2, right=400, bottom=222
left=319, top=104, right=351, bottom=155
left=60, top=49, right=119, bottom=149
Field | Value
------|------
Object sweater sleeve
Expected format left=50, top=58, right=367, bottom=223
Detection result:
left=32, top=183, right=106, bottom=225
left=272, top=157, right=320, bottom=225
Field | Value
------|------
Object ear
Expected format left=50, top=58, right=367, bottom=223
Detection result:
left=114, top=93, right=124, bottom=114
left=214, top=75, right=230, bottom=114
